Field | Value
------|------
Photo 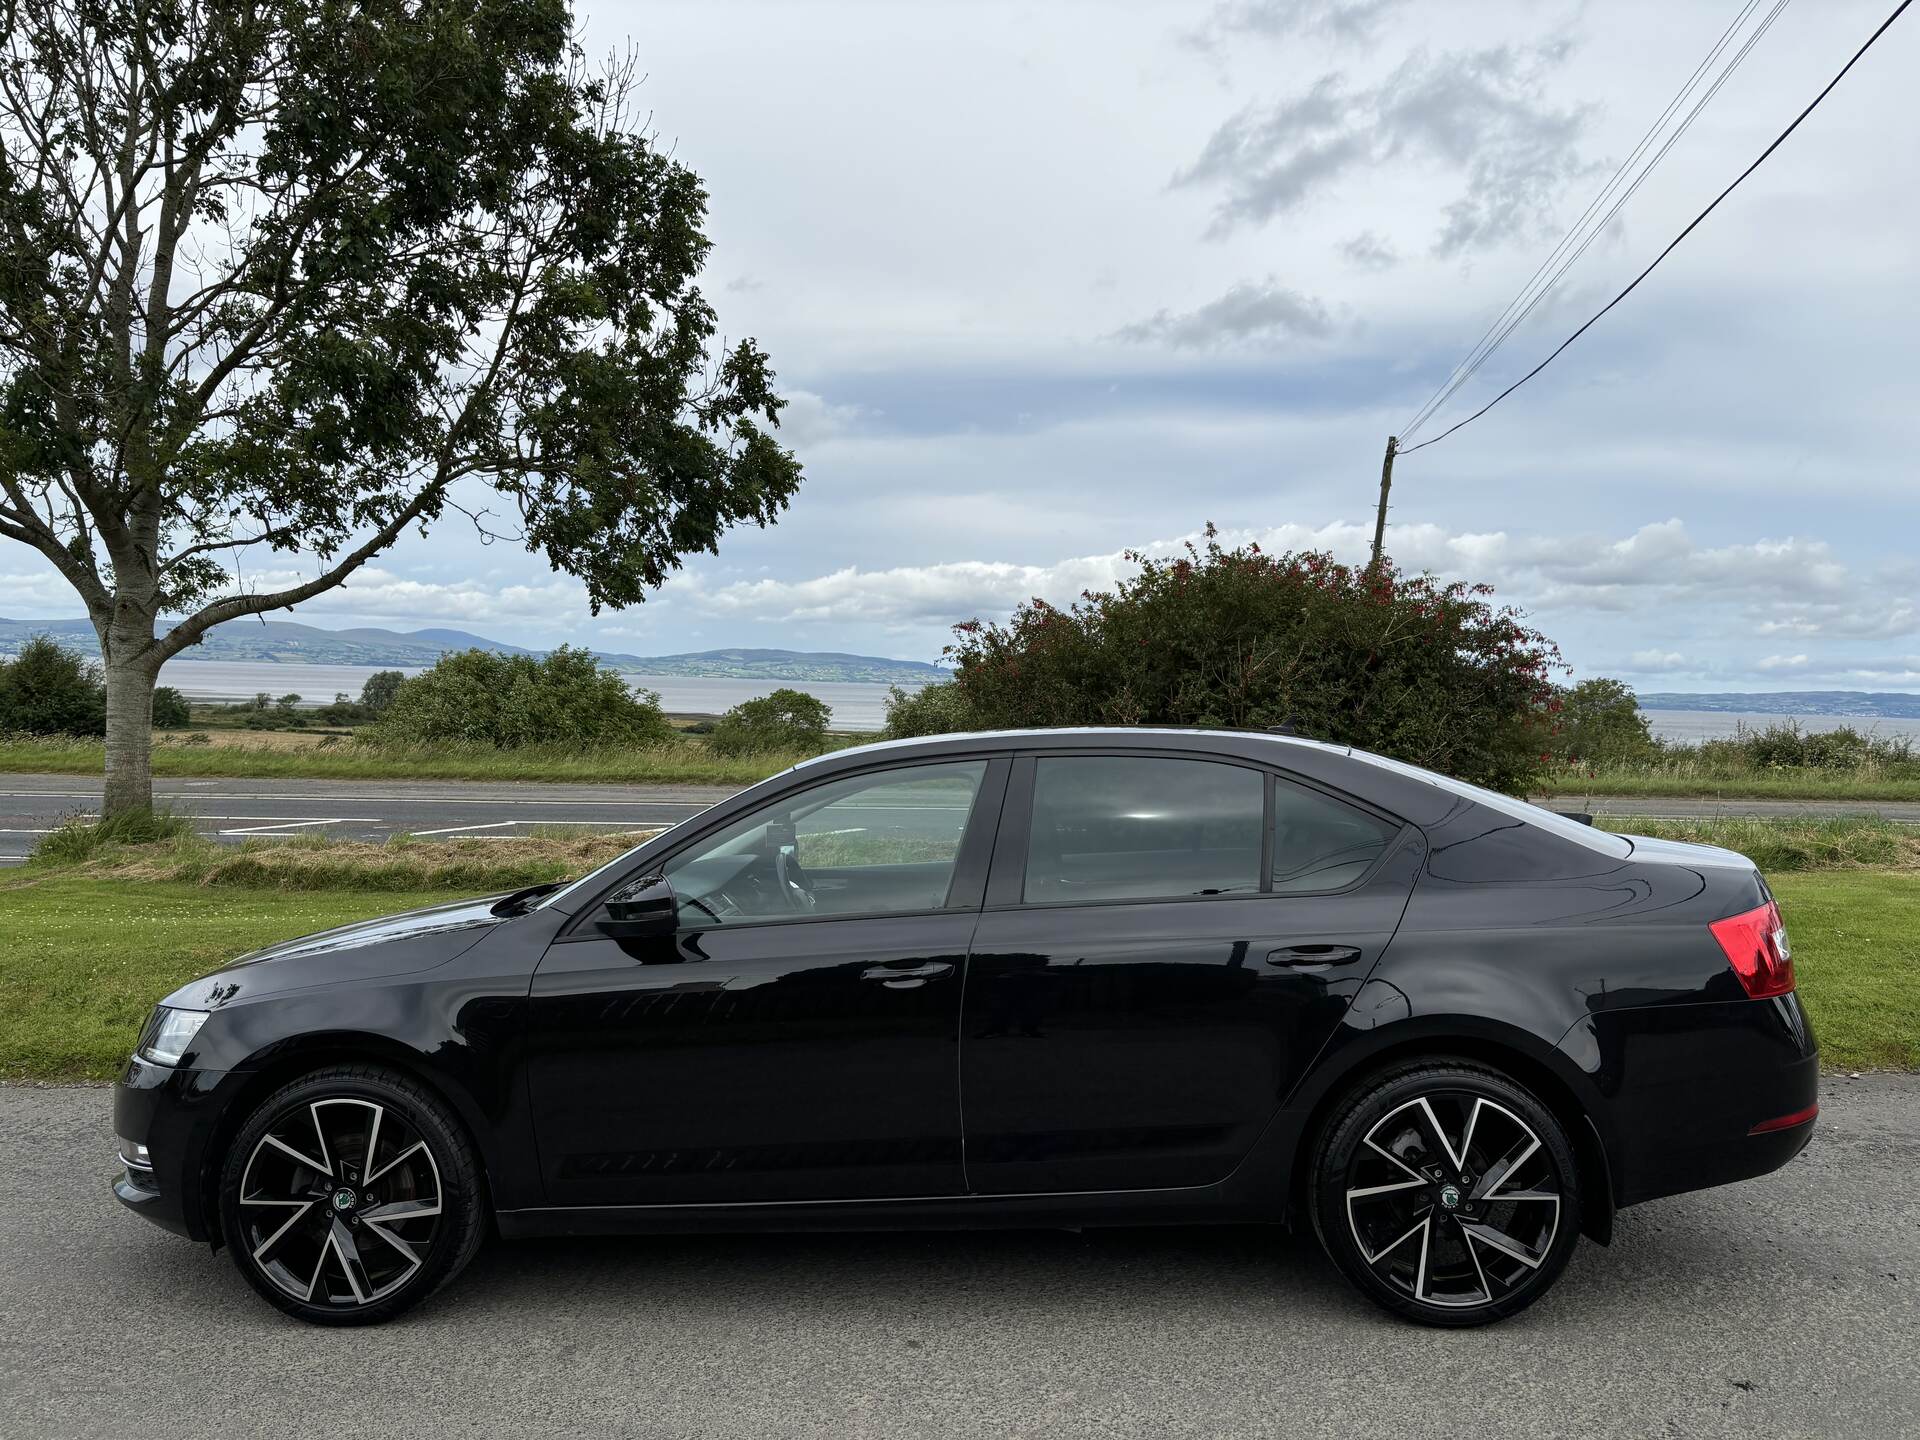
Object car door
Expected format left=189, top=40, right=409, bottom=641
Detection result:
left=960, top=750, right=1422, bottom=1195
left=527, top=756, right=1007, bottom=1207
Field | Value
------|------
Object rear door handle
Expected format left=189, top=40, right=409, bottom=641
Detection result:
left=1266, top=944, right=1363, bottom=968
left=861, top=961, right=955, bottom=989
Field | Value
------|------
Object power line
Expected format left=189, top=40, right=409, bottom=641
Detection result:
left=1399, top=0, right=1767, bottom=444
left=1402, top=0, right=1793, bottom=445
left=1399, top=0, right=1912, bottom=458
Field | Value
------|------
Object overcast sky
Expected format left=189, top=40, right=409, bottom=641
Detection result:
left=6, top=0, right=1916, bottom=689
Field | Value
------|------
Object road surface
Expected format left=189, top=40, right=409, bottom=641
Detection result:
left=0, top=774, right=739, bottom=862
left=3, top=772, right=1915, bottom=864
left=0, top=1076, right=1913, bottom=1438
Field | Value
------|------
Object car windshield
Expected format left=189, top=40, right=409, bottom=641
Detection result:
left=1339, top=748, right=1632, bottom=858
left=534, top=811, right=706, bottom=911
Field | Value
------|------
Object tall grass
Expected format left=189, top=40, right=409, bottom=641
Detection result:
left=1542, top=720, right=1920, bottom=800
left=1597, top=816, right=1920, bottom=872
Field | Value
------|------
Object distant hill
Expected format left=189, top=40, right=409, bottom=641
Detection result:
left=1639, top=691, right=1920, bottom=718
left=0, top=617, right=943, bottom=684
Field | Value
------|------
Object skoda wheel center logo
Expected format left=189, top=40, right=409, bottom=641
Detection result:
left=331, top=1187, right=357, bottom=1213
left=1438, top=1183, right=1463, bottom=1210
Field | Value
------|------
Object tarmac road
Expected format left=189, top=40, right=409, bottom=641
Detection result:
left=0, top=1077, right=1914, bottom=1438
left=3, top=771, right=1914, bottom=865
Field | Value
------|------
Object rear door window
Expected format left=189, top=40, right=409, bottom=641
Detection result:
left=1271, top=780, right=1399, bottom=893
left=1023, top=756, right=1263, bottom=903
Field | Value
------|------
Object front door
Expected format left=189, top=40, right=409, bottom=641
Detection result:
left=961, top=752, right=1420, bottom=1194
left=528, top=757, right=1005, bottom=1207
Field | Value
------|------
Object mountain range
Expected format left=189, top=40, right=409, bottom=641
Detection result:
left=1638, top=691, right=1920, bottom=718
left=0, top=617, right=946, bottom=685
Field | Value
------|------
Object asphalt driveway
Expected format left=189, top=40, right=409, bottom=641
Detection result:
left=0, top=1077, right=1914, bottom=1438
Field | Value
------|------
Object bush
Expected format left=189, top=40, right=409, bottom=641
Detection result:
left=1547, top=678, right=1656, bottom=767
left=1724, top=721, right=1912, bottom=772
left=360, top=670, right=405, bottom=716
left=367, top=646, right=675, bottom=750
left=883, top=681, right=973, bottom=739
left=709, top=688, right=833, bottom=756
left=0, top=636, right=107, bottom=736
left=907, top=528, right=1564, bottom=793
left=151, top=686, right=192, bottom=729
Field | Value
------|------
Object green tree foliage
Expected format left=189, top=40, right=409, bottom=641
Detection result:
left=150, top=686, right=191, bottom=729
left=369, top=647, right=673, bottom=751
left=0, top=2, right=802, bottom=813
left=708, top=688, right=833, bottom=756
left=882, top=681, right=972, bottom=739
left=902, top=530, right=1564, bottom=793
left=1547, top=678, right=1657, bottom=767
left=360, top=672, right=406, bottom=717
left=0, top=635, right=106, bottom=735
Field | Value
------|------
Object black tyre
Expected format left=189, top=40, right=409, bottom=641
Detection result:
left=218, top=1064, right=487, bottom=1326
left=1310, top=1060, right=1582, bottom=1327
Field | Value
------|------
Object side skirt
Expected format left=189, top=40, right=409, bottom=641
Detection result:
left=495, top=1183, right=1271, bottom=1239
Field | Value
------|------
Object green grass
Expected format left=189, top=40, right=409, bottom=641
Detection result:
left=1772, top=872, right=1920, bottom=1071
left=1539, top=770, right=1920, bottom=801
left=0, top=879, right=453, bottom=1080
left=1597, top=816, right=1920, bottom=872
left=0, top=856, right=1910, bottom=1081
left=0, top=733, right=816, bottom=786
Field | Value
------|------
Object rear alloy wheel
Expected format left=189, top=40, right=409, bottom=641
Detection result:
left=1311, top=1062, right=1582, bottom=1327
left=219, top=1066, right=486, bottom=1325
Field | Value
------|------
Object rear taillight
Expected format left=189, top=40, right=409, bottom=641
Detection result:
left=1710, top=900, right=1795, bottom=999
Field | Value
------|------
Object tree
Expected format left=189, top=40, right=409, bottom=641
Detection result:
left=368, top=646, right=673, bottom=750
left=150, top=684, right=189, bottom=728
left=0, top=2, right=802, bottom=814
left=0, top=633, right=105, bottom=733
left=906, top=529, right=1564, bottom=793
left=359, top=670, right=404, bottom=717
left=1548, top=677, right=1656, bottom=768
left=709, top=687, right=832, bottom=756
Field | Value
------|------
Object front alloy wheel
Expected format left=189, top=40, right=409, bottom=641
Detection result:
left=1313, top=1062, right=1581, bottom=1326
left=220, top=1066, right=485, bottom=1324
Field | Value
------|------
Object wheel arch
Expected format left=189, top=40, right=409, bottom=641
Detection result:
left=1285, top=1019, right=1616, bottom=1246
left=198, top=1032, right=499, bottom=1247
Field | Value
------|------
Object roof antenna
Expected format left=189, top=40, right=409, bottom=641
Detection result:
left=1267, top=716, right=1305, bottom=737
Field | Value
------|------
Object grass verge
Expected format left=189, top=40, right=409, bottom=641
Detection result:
left=0, top=733, right=814, bottom=786
left=1597, top=817, right=1920, bottom=872
left=0, top=880, right=455, bottom=1080
left=1770, top=872, right=1920, bottom=1072
left=0, top=847, right=1910, bottom=1080
left=1539, top=772, right=1920, bottom=801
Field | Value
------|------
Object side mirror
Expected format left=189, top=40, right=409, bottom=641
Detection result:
left=598, top=873, right=678, bottom=941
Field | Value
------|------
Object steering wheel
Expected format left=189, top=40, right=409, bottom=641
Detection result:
left=774, top=845, right=818, bottom=912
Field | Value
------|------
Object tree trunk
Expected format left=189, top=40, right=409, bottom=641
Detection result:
left=102, top=650, right=160, bottom=817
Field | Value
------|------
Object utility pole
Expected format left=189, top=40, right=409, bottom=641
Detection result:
left=1368, top=435, right=1397, bottom=574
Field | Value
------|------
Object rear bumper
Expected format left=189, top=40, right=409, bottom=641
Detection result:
left=111, top=1054, right=235, bottom=1244
left=1559, top=991, right=1818, bottom=1208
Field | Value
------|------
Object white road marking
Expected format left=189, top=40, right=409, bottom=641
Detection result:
left=408, top=820, right=522, bottom=836
left=0, top=789, right=716, bottom=808
left=217, top=818, right=376, bottom=836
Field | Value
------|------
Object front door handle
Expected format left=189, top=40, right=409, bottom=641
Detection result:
left=861, top=961, right=955, bottom=989
left=1266, top=944, right=1363, bottom=968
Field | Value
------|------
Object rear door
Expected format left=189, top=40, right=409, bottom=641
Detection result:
left=960, top=750, right=1421, bottom=1194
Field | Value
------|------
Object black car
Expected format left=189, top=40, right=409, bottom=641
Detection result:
left=114, top=728, right=1816, bottom=1326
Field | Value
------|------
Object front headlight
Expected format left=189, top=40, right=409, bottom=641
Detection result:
left=136, top=1006, right=210, bottom=1067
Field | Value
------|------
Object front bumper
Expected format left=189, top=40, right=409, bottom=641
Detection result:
left=111, top=1054, right=235, bottom=1243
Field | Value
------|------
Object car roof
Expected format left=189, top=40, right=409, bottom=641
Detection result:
left=788, top=726, right=1353, bottom=770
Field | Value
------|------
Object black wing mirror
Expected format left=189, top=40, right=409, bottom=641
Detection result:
left=599, top=873, right=678, bottom=941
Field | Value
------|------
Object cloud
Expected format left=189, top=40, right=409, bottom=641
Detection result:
left=1189, top=0, right=1409, bottom=49
left=1757, top=654, right=1811, bottom=673
left=1115, top=278, right=1333, bottom=350
left=1174, top=42, right=1591, bottom=251
left=1630, top=650, right=1689, bottom=672
left=1339, top=231, right=1398, bottom=270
